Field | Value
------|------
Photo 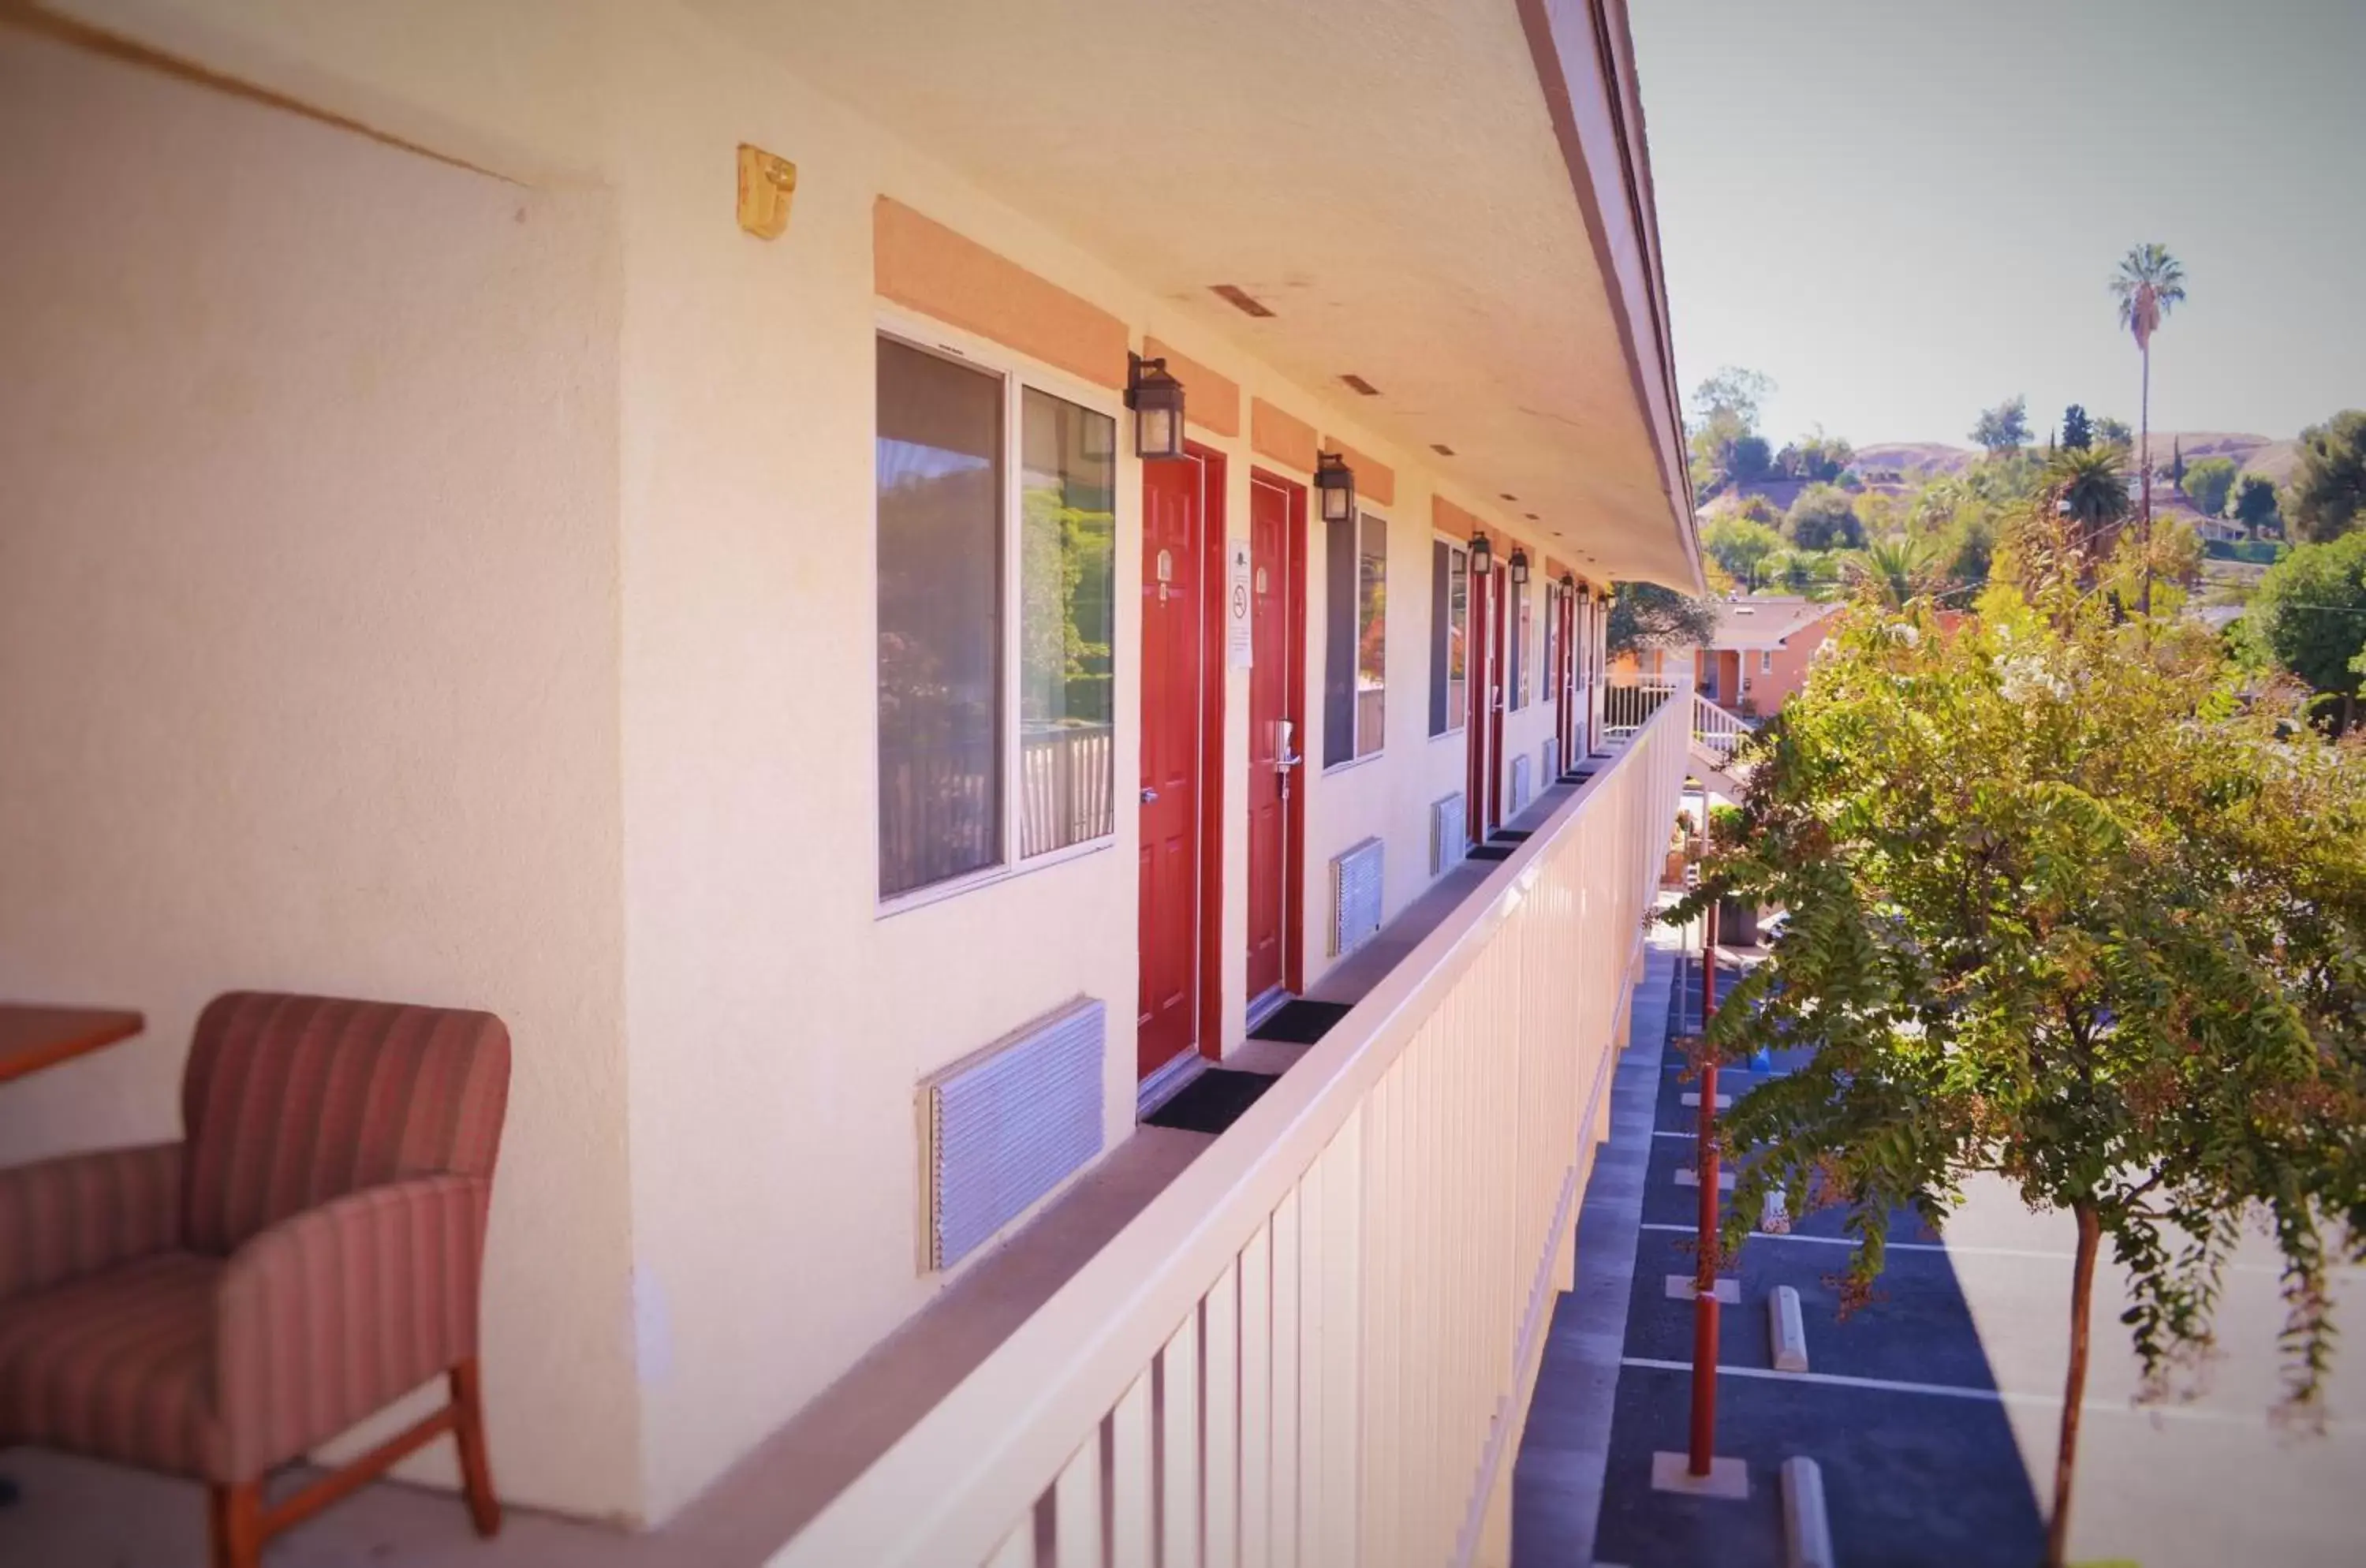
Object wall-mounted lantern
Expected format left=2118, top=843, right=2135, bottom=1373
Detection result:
left=1315, top=451, right=1357, bottom=525
left=1560, top=571, right=1577, bottom=592
left=1508, top=547, right=1531, bottom=586
left=1468, top=529, right=1493, bottom=576
left=1126, top=354, right=1187, bottom=461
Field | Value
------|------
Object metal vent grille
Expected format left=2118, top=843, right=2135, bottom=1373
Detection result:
left=1543, top=739, right=1558, bottom=786
left=1330, top=836, right=1386, bottom=957
left=918, top=997, right=1105, bottom=1272
left=1510, top=752, right=1532, bottom=816
left=1430, top=793, right=1467, bottom=876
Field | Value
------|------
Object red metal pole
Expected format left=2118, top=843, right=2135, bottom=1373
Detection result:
left=1689, top=899, right=1721, bottom=1476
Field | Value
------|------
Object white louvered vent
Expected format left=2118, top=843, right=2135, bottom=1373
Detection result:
left=1430, top=792, right=1468, bottom=876
left=918, top=997, right=1105, bottom=1272
left=1510, top=752, right=1532, bottom=816
left=1329, top=836, right=1385, bottom=958
left=1544, top=738, right=1560, bottom=785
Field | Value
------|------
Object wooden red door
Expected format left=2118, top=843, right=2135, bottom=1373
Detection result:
left=1245, top=474, right=1302, bottom=1006
left=1138, top=455, right=1210, bottom=1080
left=1556, top=585, right=1577, bottom=774
left=1466, top=559, right=1502, bottom=839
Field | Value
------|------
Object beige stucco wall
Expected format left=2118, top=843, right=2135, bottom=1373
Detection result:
left=0, top=21, right=643, bottom=1522
left=13, top=0, right=1640, bottom=1529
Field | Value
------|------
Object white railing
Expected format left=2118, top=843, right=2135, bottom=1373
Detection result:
left=1601, top=675, right=1681, bottom=737
left=1689, top=692, right=1753, bottom=766
left=770, top=696, right=1692, bottom=1568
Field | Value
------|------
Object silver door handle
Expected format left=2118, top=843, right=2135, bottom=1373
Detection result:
left=1140, top=787, right=1159, bottom=803
left=1275, top=751, right=1303, bottom=772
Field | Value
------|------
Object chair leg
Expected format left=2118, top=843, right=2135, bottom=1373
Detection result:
left=450, top=1357, right=502, bottom=1537
left=208, top=1481, right=263, bottom=1568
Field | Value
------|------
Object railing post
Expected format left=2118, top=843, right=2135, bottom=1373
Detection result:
left=1688, top=899, right=1721, bottom=1477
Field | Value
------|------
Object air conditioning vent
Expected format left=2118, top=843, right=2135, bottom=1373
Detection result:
left=918, top=998, right=1105, bottom=1272
left=1543, top=739, right=1559, bottom=790
left=1510, top=752, right=1532, bottom=816
left=1430, top=793, right=1468, bottom=876
left=1329, top=837, right=1385, bottom=958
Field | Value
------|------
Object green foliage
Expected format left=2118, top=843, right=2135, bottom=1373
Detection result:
left=1670, top=565, right=2366, bottom=1443
left=1776, top=430, right=1854, bottom=483
left=2061, top=405, right=2094, bottom=450
left=2094, top=415, right=2134, bottom=447
left=1703, top=517, right=1786, bottom=588
left=2204, top=537, right=2283, bottom=566
left=1730, top=434, right=1774, bottom=483
left=1761, top=547, right=1845, bottom=597
left=1606, top=583, right=1719, bottom=658
left=1846, top=536, right=1939, bottom=608
left=2248, top=532, right=2366, bottom=731
left=2111, top=243, right=2187, bottom=350
left=2181, top=456, right=2237, bottom=517
left=1785, top=484, right=1865, bottom=551
left=2231, top=472, right=2282, bottom=532
left=1687, top=367, right=1775, bottom=497
left=2286, top=409, right=2366, bottom=544
left=2039, top=444, right=2135, bottom=567
left=1970, top=395, right=2032, bottom=454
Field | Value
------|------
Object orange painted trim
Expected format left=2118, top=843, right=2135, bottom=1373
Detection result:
left=1318, top=435, right=1396, bottom=508
left=873, top=198, right=1128, bottom=389
left=1250, top=398, right=1319, bottom=474
left=1143, top=337, right=1241, bottom=438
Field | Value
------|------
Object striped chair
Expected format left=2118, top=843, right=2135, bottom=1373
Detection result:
left=0, top=992, right=511, bottom=1566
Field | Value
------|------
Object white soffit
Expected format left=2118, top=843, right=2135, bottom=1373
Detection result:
left=700, top=0, right=1695, bottom=588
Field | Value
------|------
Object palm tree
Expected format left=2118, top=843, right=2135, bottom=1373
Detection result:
left=1845, top=536, right=1938, bottom=608
left=2041, top=444, right=2134, bottom=583
left=2109, top=244, right=2186, bottom=612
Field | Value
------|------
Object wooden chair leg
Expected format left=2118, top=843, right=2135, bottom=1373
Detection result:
left=450, top=1357, right=502, bottom=1537
left=208, top=1480, right=263, bottom=1568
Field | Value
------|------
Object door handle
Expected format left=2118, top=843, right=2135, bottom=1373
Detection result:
left=1275, top=751, right=1304, bottom=773
left=1140, top=787, right=1159, bottom=803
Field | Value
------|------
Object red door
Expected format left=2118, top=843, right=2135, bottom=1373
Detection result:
left=1245, top=474, right=1304, bottom=1006
left=1466, top=558, right=1504, bottom=839
left=1556, top=585, right=1577, bottom=775
left=1139, top=454, right=1212, bottom=1080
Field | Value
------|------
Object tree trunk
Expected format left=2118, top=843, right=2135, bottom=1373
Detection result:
left=2139, top=346, right=2154, bottom=616
left=2047, top=1203, right=2103, bottom=1568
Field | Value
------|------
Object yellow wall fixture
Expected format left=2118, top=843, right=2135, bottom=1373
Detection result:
left=737, top=144, right=797, bottom=238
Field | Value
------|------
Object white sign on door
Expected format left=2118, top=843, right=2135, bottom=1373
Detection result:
left=1226, top=539, right=1254, bottom=668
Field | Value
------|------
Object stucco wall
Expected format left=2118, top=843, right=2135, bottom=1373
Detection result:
left=16, top=0, right=1639, bottom=1529
left=0, top=24, right=641, bottom=1521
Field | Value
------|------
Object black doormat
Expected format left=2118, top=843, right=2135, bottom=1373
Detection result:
left=1467, top=845, right=1514, bottom=861
left=1252, top=999, right=1353, bottom=1044
left=1491, top=829, right=1533, bottom=842
left=1145, top=1069, right=1280, bottom=1134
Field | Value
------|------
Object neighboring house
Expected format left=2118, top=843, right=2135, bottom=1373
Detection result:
left=1692, top=596, right=1845, bottom=715
left=1, top=5, right=1700, bottom=1565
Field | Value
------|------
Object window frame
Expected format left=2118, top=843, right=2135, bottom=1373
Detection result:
left=1322, top=507, right=1390, bottom=772
left=873, top=312, right=1127, bottom=917
left=1760, top=649, right=1775, bottom=674
left=1428, top=533, right=1469, bottom=739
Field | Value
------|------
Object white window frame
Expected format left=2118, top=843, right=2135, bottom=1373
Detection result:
left=1760, top=649, right=1774, bottom=674
left=1429, top=532, right=1470, bottom=739
left=873, top=310, right=1128, bottom=917
left=1323, top=507, right=1390, bottom=773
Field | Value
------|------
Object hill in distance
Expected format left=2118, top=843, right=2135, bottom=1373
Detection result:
left=1852, top=431, right=2299, bottom=483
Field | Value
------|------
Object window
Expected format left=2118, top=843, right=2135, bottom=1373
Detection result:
left=1509, top=574, right=1532, bottom=709
left=875, top=335, right=1117, bottom=902
left=1428, top=539, right=1468, bottom=737
left=1324, top=511, right=1388, bottom=766
left=1760, top=649, right=1774, bottom=674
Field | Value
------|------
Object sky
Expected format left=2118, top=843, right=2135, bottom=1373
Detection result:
left=1629, top=0, right=2366, bottom=451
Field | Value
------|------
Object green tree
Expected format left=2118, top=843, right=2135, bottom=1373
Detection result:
left=1970, top=395, right=2032, bottom=454
left=2230, top=472, right=2282, bottom=532
left=1702, top=516, right=1785, bottom=588
left=2180, top=455, right=2237, bottom=517
left=2094, top=414, right=2133, bottom=446
left=1676, top=576, right=2366, bottom=1568
left=1845, top=536, right=1939, bottom=608
left=2286, top=409, right=2366, bottom=543
left=2110, top=243, right=2189, bottom=611
left=2038, top=443, right=2134, bottom=573
left=2248, top=531, right=2366, bottom=733
left=1784, top=483, right=1865, bottom=551
left=2060, top=404, right=2093, bottom=450
left=1687, top=367, right=1775, bottom=497
left=1604, top=582, right=1718, bottom=659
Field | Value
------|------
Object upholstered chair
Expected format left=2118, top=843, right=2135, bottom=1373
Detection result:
left=0, top=992, right=511, bottom=1567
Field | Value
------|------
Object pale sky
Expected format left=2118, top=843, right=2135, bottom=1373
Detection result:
left=1629, top=0, right=2366, bottom=450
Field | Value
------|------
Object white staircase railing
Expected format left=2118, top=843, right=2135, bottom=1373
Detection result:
left=1691, top=692, right=1754, bottom=765
left=1602, top=676, right=1683, bottom=738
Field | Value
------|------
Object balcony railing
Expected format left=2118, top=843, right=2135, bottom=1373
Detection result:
left=771, top=693, right=1691, bottom=1568
left=1601, top=675, right=1681, bottom=738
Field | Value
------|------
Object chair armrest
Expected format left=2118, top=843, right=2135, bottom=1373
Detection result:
left=215, top=1174, right=491, bottom=1481
left=0, top=1142, right=182, bottom=1304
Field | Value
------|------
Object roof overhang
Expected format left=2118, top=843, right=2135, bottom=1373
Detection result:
left=696, top=0, right=1702, bottom=590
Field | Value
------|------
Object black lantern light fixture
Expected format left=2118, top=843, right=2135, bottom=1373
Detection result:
left=1315, top=450, right=1357, bottom=525
left=1508, top=547, right=1530, bottom=586
left=1560, top=571, right=1577, bottom=592
left=1125, top=353, right=1186, bottom=461
left=1467, top=528, right=1492, bottom=576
